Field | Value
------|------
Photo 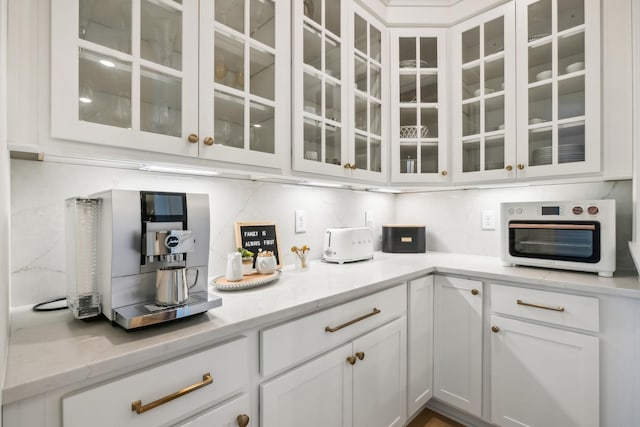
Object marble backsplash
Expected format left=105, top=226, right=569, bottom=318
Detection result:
left=10, top=160, right=395, bottom=307
left=10, top=159, right=635, bottom=307
left=396, top=179, right=634, bottom=272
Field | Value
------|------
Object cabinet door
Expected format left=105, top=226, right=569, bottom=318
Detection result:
left=407, top=276, right=433, bottom=417
left=490, top=315, right=599, bottom=427
left=433, top=276, right=483, bottom=417
left=51, top=0, right=200, bottom=156
left=451, top=2, right=517, bottom=183
left=349, top=4, right=388, bottom=183
left=391, top=28, right=449, bottom=183
left=260, top=343, right=353, bottom=427
left=180, top=393, right=251, bottom=427
left=352, top=317, right=407, bottom=427
left=515, top=0, right=600, bottom=179
left=198, top=0, right=288, bottom=169
left=292, top=0, right=349, bottom=177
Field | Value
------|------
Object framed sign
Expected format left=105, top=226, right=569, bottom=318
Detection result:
left=235, top=221, right=282, bottom=267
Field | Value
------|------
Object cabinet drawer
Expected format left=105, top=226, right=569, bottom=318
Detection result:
left=63, top=336, right=249, bottom=427
left=491, top=284, right=599, bottom=332
left=261, top=284, right=407, bottom=377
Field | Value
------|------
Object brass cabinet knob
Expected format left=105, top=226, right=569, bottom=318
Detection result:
left=491, top=326, right=500, bottom=333
left=347, top=356, right=357, bottom=365
left=471, top=288, right=479, bottom=296
left=237, top=414, right=250, bottom=427
left=517, top=163, right=525, bottom=170
left=203, top=136, right=214, bottom=146
left=355, top=351, right=365, bottom=361
left=187, top=133, right=199, bottom=143
left=441, top=170, right=448, bottom=176
left=344, top=163, right=352, bottom=169
left=505, top=165, right=513, bottom=171
left=349, top=163, right=357, bottom=170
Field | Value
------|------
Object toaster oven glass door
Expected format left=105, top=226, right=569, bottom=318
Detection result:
left=508, top=221, right=601, bottom=263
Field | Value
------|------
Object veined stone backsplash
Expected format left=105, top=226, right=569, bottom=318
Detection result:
left=10, top=159, right=634, bottom=307
left=395, top=179, right=634, bottom=272
left=10, top=160, right=395, bottom=307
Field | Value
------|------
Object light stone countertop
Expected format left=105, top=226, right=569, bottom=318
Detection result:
left=4, top=251, right=640, bottom=405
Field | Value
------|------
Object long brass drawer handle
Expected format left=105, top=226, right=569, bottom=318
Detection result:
left=131, top=373, right=213, bottom=414
left=517, top=299, right=565, bottom=312
left=325, top=308, right=381, bottom=333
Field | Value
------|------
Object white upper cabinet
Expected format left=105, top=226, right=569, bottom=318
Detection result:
left=451, top=3, right=517, bottom=183
left=515, top=0, right=600, bottom=179
left=452, top=0, right=600, bottom=183
left=292, top=0, right=388, bottom=182
left=391, top=29, right=448, bottom=183
left=51, top=0, right=288, bottom=169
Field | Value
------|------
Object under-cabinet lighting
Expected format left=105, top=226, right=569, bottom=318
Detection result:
left=79, top=97, right=92, bottom=103
left=367, top=187, right=402, bottom=193
left=139, top=165, right=221, bottom=176
left=99, top=59, right=116, bottom=68
left=302, top=181, right=346, bottom=188
left=252, top=124, right=262, bottom=128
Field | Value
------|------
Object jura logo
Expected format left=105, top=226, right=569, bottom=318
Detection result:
left=165, top=235, right=180, bottom=248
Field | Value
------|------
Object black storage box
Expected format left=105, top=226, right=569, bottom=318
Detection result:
left=382, top=225, right=426, bottom=253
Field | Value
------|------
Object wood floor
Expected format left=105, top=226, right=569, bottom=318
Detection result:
left=407, top=407, right=465, bottom=427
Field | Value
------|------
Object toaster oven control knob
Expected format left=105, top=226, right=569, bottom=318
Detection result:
left=572, top=206, right=584, bottom=215
left=588, top=206, right=599, bottom=215
left=508, top=208, right=514, bottom=214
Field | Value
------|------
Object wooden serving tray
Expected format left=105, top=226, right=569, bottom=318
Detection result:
left=212, top=270, right=281, bottom=291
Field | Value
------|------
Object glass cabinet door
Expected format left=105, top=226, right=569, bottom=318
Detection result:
left=453, top=3, right=517, bottom=183
left=52, top=0, right=199, bottom=155
left=292, top=0, right=347, bottom=174
left=516, top=0, right=599, bottom=177
left=391, top=29, right=447, bottom=183
left=207, top=0, right=277, bottom=156
left=351, top=7, right=386, bottom=180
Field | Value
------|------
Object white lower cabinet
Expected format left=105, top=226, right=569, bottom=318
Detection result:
left=62, top=336, right=249, bottom=427
left=433, top=275, right=483, bottom=417
left=490, top=284, right=600, bottom=427
left=407, top=275, right=433, bottom=417
left=260, top=317, right=407, bottom=427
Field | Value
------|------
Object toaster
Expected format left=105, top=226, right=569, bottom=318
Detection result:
left=323, top=227, right=374, bottom=263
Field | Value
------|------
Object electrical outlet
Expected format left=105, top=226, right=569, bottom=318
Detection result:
left=365, top=211, right=374, bottom=228
left=295, top=209, right=307, bottom=233
left=481, top=210, right=496, bottom=230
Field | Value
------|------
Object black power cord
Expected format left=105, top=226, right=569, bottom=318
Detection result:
left=32, top=297, right=68, bottom=312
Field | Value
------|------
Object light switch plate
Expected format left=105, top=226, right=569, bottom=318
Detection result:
left=481, top=210, right=496, bottom=230
left=295, top=209, right=307, bottom=233
left=365, top=210, right=374, bottom=228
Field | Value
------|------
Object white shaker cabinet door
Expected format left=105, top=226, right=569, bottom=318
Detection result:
left=407, top=275, right=433, bottom=417
left=352, top=317, right=407, bottom=427
left=260, top=343, right=353, bottom=427
left=433, top=276, right=483, bottom=417
left=490, top=315, right=599, bottom=427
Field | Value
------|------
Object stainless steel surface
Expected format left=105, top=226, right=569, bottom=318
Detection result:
left=155, top=267, right=198, bottom=306
left=113, top=292, right=222, bottom=329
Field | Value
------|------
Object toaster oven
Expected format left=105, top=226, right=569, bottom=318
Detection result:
left=500, top=200, right=616, bottom=277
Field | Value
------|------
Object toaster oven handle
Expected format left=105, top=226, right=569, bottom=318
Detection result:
left=325, top=308, right=381, bottom=333
left=509, top=223, right=596, bottom=231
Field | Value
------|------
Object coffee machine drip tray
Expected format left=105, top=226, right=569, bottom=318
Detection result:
left=113, top=292, right=222, bottom=330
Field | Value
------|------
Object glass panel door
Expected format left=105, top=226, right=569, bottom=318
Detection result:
left=300, top=0, right=345, bottom=167
left=460, top=16, right=506, bottom=175
left=352, top=12, right=383, bottom=173
left=398, top=35, right=440, bottom=176
left=212, top=0, right=277, bottom=154
left=524, top=0, right=586, bottom=169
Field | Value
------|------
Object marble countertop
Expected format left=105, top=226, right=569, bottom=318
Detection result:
left=4, top=251, right=640, bottom=404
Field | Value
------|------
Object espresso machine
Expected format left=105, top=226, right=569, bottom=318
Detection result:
left=88, top=189, right=221, bottom=329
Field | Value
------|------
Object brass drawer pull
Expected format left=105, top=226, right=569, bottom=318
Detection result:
left=325, top=308, right=381, bottom=333
left=131, top=373, right=213, bottom=414
left=517, top=299, right=565, bottom=312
